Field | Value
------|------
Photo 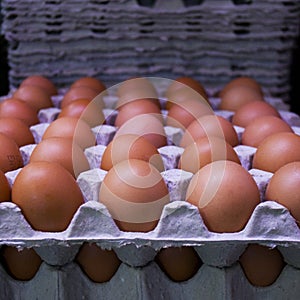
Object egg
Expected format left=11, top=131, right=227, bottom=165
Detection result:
left=265, top=162, right=300, bottom=226
left=180, top=115, right=239, bottom=148
left=1, top=246, right=42, bottom=281
left=219, top=76, right=263, bottom=98
left=252, top=132, right=300, bottom=173
left=0, top=170, right=11, bottom=202
left=114, top=114, right=167, bottom=148
left=0, top=98, right=39, bottom=126
left=58, top=98, right=105, bottom=128
left=155, top=246, right=202, bottom=282
left=116, top=77, right=158, bottom=108
left=186, top=160, right=260, bottom=233
left=101, top=134, right=164, bottom=172
left=30, top=137, right=90, bottom=178
left=0, top=117, right=35, bottom=147
left=239, top=244, right=285, bottom=287
left=219, top=85, right=264, bottom=111
left=114, top=99, right=163, bottom=128
left=20, top=75, right=58, bottom=96
left=13, top=85, right=53, bottom=111
left=75, top=243, right=121, bottom=283
left=178, top=136, right=240, bottom=174
left=42, top=117, right=96, bottom=149
left=12, top=161, right=84, bottom=232
left=70, top=77, right=106, bottom=94
left=232, top=101, right=281, bottom=128
left=61, top=86, right=100, bottom=108
left=242, top=116, right=293, bottom=147
left=99, top=159, right=170, bottom=232
left=0, top=133, right=23, bottom=172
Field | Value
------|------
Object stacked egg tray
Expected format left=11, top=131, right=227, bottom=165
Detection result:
left=1, top=0, right=300, bottom=101
left=1, top=81, right=300, bottom=299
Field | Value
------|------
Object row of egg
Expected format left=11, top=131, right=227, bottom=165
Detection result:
left=0, top=75, right=298, bottom=288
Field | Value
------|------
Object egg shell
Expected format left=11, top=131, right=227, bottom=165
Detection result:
left=70, top=77, right=106, bottom=94
left=20, top=75, right=58, bottom=96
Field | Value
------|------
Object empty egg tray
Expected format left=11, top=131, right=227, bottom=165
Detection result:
left=1, top=88, right=300, bottom=299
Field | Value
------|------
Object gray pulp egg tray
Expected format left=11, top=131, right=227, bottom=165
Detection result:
left=1, top=90, right=300, bottom=299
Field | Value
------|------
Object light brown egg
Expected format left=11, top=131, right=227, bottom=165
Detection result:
left=0, top=117, right=35, bottom=147
left=265, top=162, right=300, bottom=226
left=0, top=170, right=11, bottom=202
left=13, top=85, right=53, bottom=111
left=115, top=114, right=167, bottom=148
left=58, top=98, right=105, bottom=128
left=0, top=133, right=23, bottom=172
left=99, top=159, right=170, bottom=232
left=116, top=77, right=158, bottom=108
left=30, top=137, right=90, bottom=178
left=232, top=101, right=281, bottom=128
left=20, top=75, right=57, bottom=96
left=114, top=99, right=163, bottom=127
left=186, top=160, right=260, bottom=233
left=42, top=117, right=96, bottom=149
left=219, top=76, right=263, bottom=98
left=219, top=85, right=264, bottom=111
left=12, top=161, right=84, bottom=232
left=1, top=246, right=42, bottom=281
left=252, top=132, right=300, bottom=173
left=76, top=243, right=121, bottom=283
left=101, top=134, right=164, bottom=172
left=239, top=244, right=285, bottom=287
left=70, top=77, right=106, bottom=94
left=155, top=247, right=202, bottom=282
left=178, top=136, right=240, bottom=173
left=242, top=116, right=293, bottom=147
left=61, top=86, right=100, bottom=108
left=0, top=98, right=39, bottom=126
left=180, top=115, right=239, bottom=148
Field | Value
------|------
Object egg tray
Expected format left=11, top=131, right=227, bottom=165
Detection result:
left=1, top=90, right=300, bottom=298
left=1, top=0, right=300, bottom=100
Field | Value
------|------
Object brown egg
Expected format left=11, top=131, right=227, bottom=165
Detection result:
left=58, top=98, right=105, bottom=127
left=116, top=77, right=158, bottom=108
left=76, top=243, right=121, bottom=283
left=178, top=136, right=240, bottom=173
left=239, top=244, right=285, bottom=287
left=186, top=160, right=260, bottom=233
left=42, top=117, right=96, bottom=149
left=252, top=132, right=300, bottom=173
left=0, top=117, right=35, bottom=147
left=265, top=162, right=300, bottom=226
left=0, top=170, right=11, bottom=202
left=70, top=77, right=106, bottom=94
left=114, top=99, right=163, bottom=128
left=61, top=86, right=100, bottom=108
left=0, top=133, right=23, bottom=172
left=13, top=85, right=53, bottom=111
left=12, top=161, right=84, bottom=232
left=180, top=115, right=239, bottom=148
left=99, top=159, right=170, bottom=232
left=166, top=98, right=213, bottom=130
left=219, top=85, right=264, bottom=111
left=219, top=76, right=263, bottom=98
left=232, top=101, right=281, bottom=128
left=30, top=137, right=90, bottom=178
left=115, top=114, right=167, bottom=148
left=20, top=75, right=57, bottom=96
left=0, top=98, right=39, bottom=126
left=242, top=116, right=293, bottom=147
left=101, top=134, right=164, bottom=172
left=155, top=247, right=202, bottom=282
left=1, top=246, right=42, bottom=281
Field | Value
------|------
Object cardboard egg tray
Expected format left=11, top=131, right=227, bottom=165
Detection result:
left=1, top=0, right=300, bottom=100
left=1, top=85, right=300, bottom=299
